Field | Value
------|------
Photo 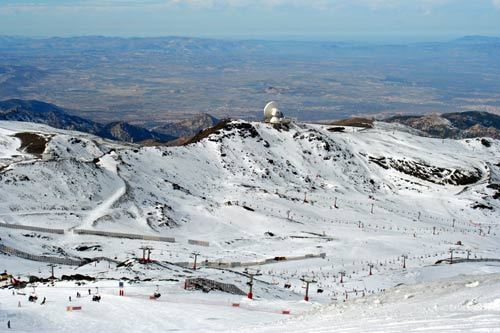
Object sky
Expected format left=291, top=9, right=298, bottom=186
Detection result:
left=0, top=0, right=499, bottom=41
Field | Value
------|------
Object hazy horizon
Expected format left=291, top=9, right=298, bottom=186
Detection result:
left=1, top=1, right=500, bottom=123
left=1, top=1, right=499, bottom=41
left=2, top=33, right=499, bottom=45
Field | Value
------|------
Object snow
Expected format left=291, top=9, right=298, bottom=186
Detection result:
left=0, top=127, right=21, bottom=160
left=0, top=119, right=499, bottom=332
left=242, top=273, right=500, bottom=333
left=80, top=151, right=126, bottom=229
left=0, top=281, right=287, bottom=332
left=1, top=270, right=499, bottom=332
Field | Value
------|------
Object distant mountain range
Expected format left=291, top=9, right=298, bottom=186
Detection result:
left=0, top=99, right=220, bottom=144
left=453, top=35, right=500, bottom=44
left=384, top=111, right=500, bottom=139
left=0, top=98, right=100, bottom=131
left=152, top=114, right=220, bottom=138
left=1, top=98, right=499, bottom=143
left=2, top=35, right=500, bottom=122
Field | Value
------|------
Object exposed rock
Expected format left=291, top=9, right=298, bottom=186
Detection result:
left=328, top=117, right=374, bottom=128
left=13, top=132, right=50, bottom=155
left=368, top=156, right=482, bottom=186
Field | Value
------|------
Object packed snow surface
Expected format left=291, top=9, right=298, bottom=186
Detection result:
left=245, top=272, right=500, bottom=333
left=0, top=268, right=499, bottom=332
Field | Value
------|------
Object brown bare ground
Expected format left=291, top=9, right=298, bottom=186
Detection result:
left=328, top=117, right=374, bottom=128
left=183, top=119, right=231, bottom=145
left=12, top=132, right=49, bottom=155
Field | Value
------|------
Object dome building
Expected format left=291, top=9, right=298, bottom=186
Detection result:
left=264, top=101, right=286, bottom=125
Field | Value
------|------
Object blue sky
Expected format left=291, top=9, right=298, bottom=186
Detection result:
left=0, top=0, right=499, bottom=41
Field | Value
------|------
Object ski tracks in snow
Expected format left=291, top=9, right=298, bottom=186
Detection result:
left=79, top=151, right=126, bottom=229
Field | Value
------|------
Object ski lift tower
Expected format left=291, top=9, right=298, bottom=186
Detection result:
left=243, top=268, right=262, bottom=300
left=300, top=276, right=317, bottom=301
left=191, top=251, right=200, bottom=270
left=139, top=246, right=153, bottom=264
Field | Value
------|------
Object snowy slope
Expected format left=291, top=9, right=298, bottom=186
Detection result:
left=0, top=119, right=499, bottom=332
left=242, top=272, right=500, bottom=333
left=0, top=266, right=499, bottom=332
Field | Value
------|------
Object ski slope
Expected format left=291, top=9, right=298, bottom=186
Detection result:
left=0, top=119, right=499, bottom=332
left=244, top=272, right=500, bottom=333
left=0, top=268, right=499, bottom=332
left=80, top=151, right=126, bottom=229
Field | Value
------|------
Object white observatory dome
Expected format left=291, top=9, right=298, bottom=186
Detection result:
left=264, top=101, right=279, bottom=120
left=264, top=101, right=287, bottom=125
left=270, top=116, right=281, bottom=124
left=271, top=108, right=282, bottom=118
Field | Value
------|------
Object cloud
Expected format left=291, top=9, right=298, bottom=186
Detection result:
left=0, top=0, right=440, bottom=9
left=1, top=0, right=499, bottom=13
left=162, top=0, right=438, bottom=10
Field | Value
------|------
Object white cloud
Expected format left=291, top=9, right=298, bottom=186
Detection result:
left=160, top=0, right=460, bottom=10
left=1, top=0, right=499, bottom=12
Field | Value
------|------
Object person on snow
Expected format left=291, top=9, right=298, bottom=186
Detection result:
left=7, top=320, right=11, bottom=329
left=41, top=297, right=46, bottom=305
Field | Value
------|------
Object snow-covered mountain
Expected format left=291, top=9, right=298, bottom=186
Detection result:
left=0, top=119, right=499, bottom=332
left=384, top=111, right=500, bottom=139
left=1, top=119, right=497, bottom=231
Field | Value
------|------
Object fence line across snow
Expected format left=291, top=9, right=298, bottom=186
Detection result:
left=188, top=239, right=210, bottom=247
left=73, top=229, right=176, bottom=243
left=0, top=223, right=212, bottom=247
left=177, top=253, right=327, bottom=269
left=0, top=244, right=83, bottom=266
left=0, top=222, right=65, bottom=235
